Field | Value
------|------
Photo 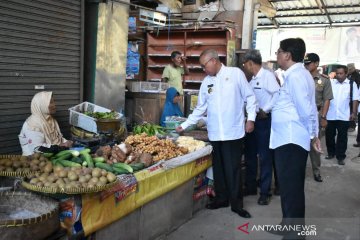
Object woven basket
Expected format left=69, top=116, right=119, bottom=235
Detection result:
left=0, top=155, right=35, bottom=177
left=21, top=178, right=119, bottom=195
left=0, top=191, right=59, bottom=240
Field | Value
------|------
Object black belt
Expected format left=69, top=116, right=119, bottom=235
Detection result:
left=256, top=112, right=271, bottom=120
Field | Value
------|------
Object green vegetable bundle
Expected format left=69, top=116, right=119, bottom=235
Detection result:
left=133, top=123, right=165, bottom=136
left=84, top=111, right=119, bottom=119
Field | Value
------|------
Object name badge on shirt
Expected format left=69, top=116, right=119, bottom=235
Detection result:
left=208, top=84, right=214, bottom=94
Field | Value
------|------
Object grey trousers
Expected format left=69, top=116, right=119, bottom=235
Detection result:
left=309, top=128, right=324, bottom=176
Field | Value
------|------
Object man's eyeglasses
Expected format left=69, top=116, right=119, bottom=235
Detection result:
left=275, top=50, right=286, bottom=55
left=201, top=58, right=214, bottom=69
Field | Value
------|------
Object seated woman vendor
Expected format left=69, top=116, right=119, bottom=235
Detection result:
left=19, top=91, right=73, bottom=156
left=160, top=87, right=183, bottom=127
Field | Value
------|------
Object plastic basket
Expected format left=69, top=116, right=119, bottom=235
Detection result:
left=69, top=102, right=122, bottom=134
left=141, top=82, right=169, bottom=93
left=164, top=120, right=182, bottom=130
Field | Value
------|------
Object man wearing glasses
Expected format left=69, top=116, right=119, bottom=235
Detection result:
left=176, top=49, right=257, bottom=218
left=269, top=38, right=321, bottom=239
left=304, top=53, right=333, bottom=182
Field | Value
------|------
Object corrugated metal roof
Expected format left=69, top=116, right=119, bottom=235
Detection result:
left=258, top=0, right=360, bottom=28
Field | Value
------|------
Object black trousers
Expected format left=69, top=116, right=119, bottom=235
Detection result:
left=210, top=138, right=244, bottom=210
left=356, top=113, right=360, bottom=143
left=325, top=120, right=350, bottom=160
left=274, top=144, right=308, bottom=221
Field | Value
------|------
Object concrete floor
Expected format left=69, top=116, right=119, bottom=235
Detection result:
left=166, top=130, right=360, bottom=240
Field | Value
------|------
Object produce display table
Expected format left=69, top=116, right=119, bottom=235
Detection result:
left=81, top=146, right=213, bottom=236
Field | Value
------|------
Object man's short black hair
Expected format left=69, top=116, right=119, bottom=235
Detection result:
left=171, top=51, right=181, bottom=59
left=280, top=38, right=306, bottom=63
left=337, top=65, right=348, bottom=74
left=243, top=49, right=262, bottom=65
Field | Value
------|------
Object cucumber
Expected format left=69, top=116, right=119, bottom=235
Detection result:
left=80, top=148, right=91, bottom=154
left=129, top=163, right=145, bottom=172
left=95, top=162, right=113, bottom=172
left=53, top=152, right=73, bottom=161
left=112, top=167, right=130, bottom=175
left=70, top=156, right=83, bottom=164
left=93, top=157, right=105, bottom=163
left=80, top=151, right=94, bottom=168
left=42, top=153, right=54, bottom=158
left=57, top=159, right=82, bottom=167
left=112, top=162, right=133, bottom=173
left=54, top=150, right=80, bottom=158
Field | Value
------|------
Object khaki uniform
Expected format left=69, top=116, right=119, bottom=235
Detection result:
left=309, top=73, right=333, bottom=176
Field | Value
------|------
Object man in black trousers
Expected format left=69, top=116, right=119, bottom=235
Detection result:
left=269, top=38, right=321, bottom=240
left=325, top=65, right=358, bottom=165
left=176, top=49, right=257, bottom=218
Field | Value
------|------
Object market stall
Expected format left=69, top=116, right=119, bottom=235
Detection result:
left=0, top=102, right=213, bottom=240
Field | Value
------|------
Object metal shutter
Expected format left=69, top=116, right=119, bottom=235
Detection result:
left=0, top=0, right=84, bottom=154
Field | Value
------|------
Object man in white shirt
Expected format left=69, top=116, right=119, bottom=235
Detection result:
left=176, top=49, right=257, bottom=219
left=242, top=49, right=280, bottom=205
left=325, top=65, right=359, bottom=165
left=269, top=38, right=321, bottom=239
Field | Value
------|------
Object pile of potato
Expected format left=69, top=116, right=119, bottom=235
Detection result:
left=26, top=164, right=117, bottom=190
left=0, top=153, right=49, bottom=173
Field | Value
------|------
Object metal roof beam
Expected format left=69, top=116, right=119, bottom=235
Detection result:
left=258, top=22, right=360, bottom=27
left=319, top=0, right=332, bottom=25
left=258, top=12, right=360, bottom=19
left=273, top=5, right=360, bottom=12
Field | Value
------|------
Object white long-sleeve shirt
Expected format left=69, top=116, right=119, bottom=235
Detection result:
left=249, top=67, right=280, bottom=113
left=270, top=63, right=318, bottom=151
left=327, top=78, right=359, bottom=121
left=181, top=64, right=257, bottom=141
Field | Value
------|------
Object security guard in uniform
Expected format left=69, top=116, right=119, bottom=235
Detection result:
left=304, top=53, right=333, bottom=182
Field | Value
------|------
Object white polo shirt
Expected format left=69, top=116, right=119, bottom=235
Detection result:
left=249, top=67, right=280, bottom=113
left=327, top=78, right=359, bottom=121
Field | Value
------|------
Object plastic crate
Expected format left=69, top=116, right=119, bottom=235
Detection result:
left=126, top=81, right=141, bottom=92
left=141, top=82, right=169, bottom=93
left=69, top=102, right=122, bottom=133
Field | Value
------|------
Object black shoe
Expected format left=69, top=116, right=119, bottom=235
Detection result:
left=205, top=200, right=229, bottom=210
left=325, top=155, right=334, bottom=159
left=231, top=208, right=251, bottom=218
left=258, top=195, right=270, bottom=205
left=348, top=127, right=355, bottom=132
left=338, top=159, right=345, bottom=165
left=314, top=174, right=323, bottom=182
left=266, top=222, right=287, bottom=236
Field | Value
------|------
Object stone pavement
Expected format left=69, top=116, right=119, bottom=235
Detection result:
left=166, top=130, right=360, bottom=240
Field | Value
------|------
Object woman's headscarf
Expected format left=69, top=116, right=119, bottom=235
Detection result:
left=26, top=91, right=63, bottom=145
left=160, top=87, right=183, bottom=126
